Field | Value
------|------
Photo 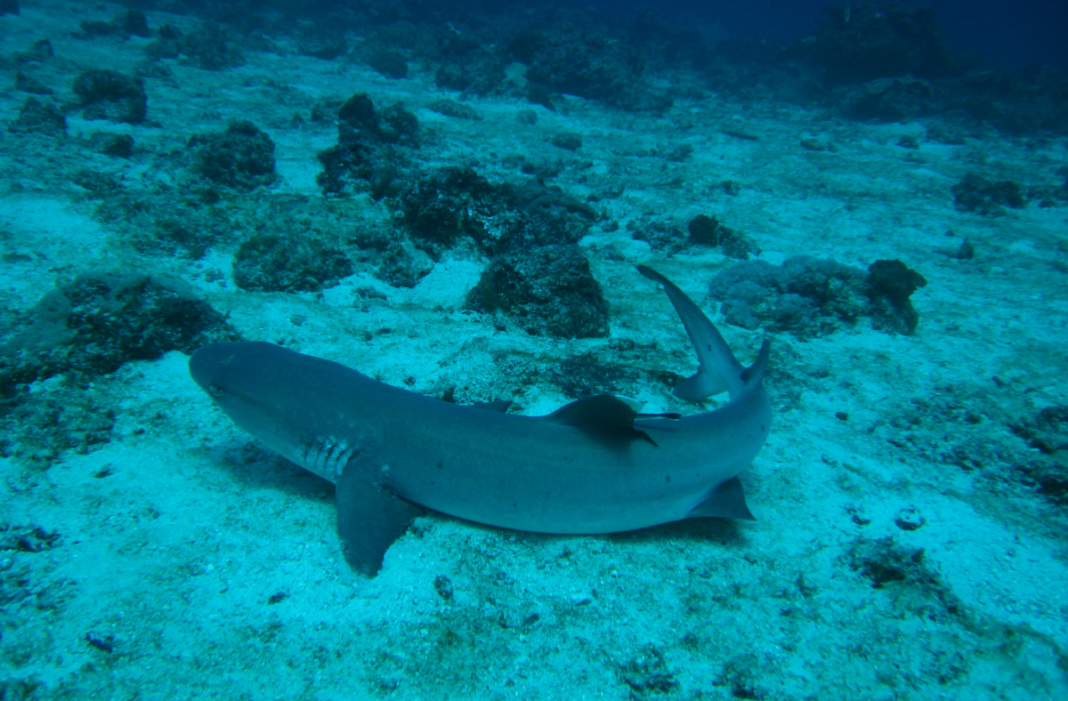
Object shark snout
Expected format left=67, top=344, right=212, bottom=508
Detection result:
left=189, top=344, right=223, bottom=393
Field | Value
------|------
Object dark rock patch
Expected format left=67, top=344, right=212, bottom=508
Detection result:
left=709, top=256, right=925, bottom=337
left=232, top=234, right=353, bottom=293
left=687, top=214, right=756, bottom=259
left=867, top=259, right=927, bottom=334
left=298, top=28, right=346, bottom=61
left=8, top=97, right=65, bottom=136
left=466, top=245, right=609, bottom=338
left=368, top=49, right=408, bottom=79
left=802, top=5, right=966, bottom=85
left=72, top=69, right=147, bottom=124
left=189, top=120, right=276, bottom=192
left=317, top=93, right=418, bottom=198
left=618, top=644, right=678, bottom=695
left=0, top=273, right=238, bottom=397
left=428, top=99, right=481, bottom=121
left=952, top=173, right=1026, bottom=215
left=178, top=23, right=245, bottom=71
left=507, top=26, right=672, bottom=112
left=847, top=537, right=963, bottom=621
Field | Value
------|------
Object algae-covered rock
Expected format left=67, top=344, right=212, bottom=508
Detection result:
left=466, top=245, right=609, bottom=338
left=0, top=273, right=238, bottom=396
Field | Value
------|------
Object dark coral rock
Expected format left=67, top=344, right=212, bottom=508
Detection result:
left=337, top=93, right=418, bottom=146
left=432, top=31, right=505, bottom=95
left=847, top=537, right=963, bottom=619
left=338, top=93, right=381, bottom=137
left=428, top=99, right=481, bottom=121
left=526, top=83, right=555, bottom=112
left=79, top=9, right=149, bottom=38
left=466, top=245, right=609, bottom=338
left=368, top=49, right=408, bottom=79
left=400, top=167, right=504, bottom=250
left=78, top=20, right=115, bottom=37
left=805, top=4, right=965, bottom=85
left=494, top=179, right=595, bottom=252
left=8, top=97, right=65, bottom=136
left=144, top=32, right=181, bottom=60
left=710, top=257, right=870, bottom=337
left=398, top=170, right=593, bottom=257
left=375, top=240, right=434, bottom=288
left=232, top=234, right=353, bottom=293
left=178, top=23, right=244, bottom=71
left=844, top=76, right=934, bottom=122
left=866, top=259, right=927, bottom=335
left=316, top=141, right=388, bottom=197
left=299, top=30, right=346, bottom=61
left=1012, top=406, right=1068, bottom=507
left=509, top=26, right=670, bottom=112
left=0, top=525, right=60, bottom=552
left=0, top=273, right=238, bottom=396
left=72, top=170, right=122, bottom=193
left=15, top=71, right=53, bottom=95
left=951, top=173, right=1026, bottom=215
left=619, top=644, right=678, bottom=694
left=14, top=38, right=52, bottom=64
left=687, top=214, right=756, bottom=259
left=376, top=102, right=419, bottom=145
left=506, top=178, right=596, bottom=220
left=349, top=227, right=434, bottom=288
left=0, top=389, right=115, bottom=465
left=189, top=120, right=276, bottom=192
left=72, top=70, right=147, bottom=124
left=434, top=58, right=506, bottom=95
left=118, top=10, right=150, bottom=38
left=1012, top=406, right=1068, bottom=455
left=952, top=67, right=1068, bottom=135
left=92, top=133, right=134, bottom=158
left=551, top=132, right=582, bottom=151
left=551, top=354, right=638, bottom=399
left=632, top=220, right=685, bottom=254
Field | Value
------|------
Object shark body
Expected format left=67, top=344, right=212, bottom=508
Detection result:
left=189, top=266, right=773, bottom=575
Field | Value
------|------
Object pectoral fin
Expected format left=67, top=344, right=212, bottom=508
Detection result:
left=335, top=462, right=423, bottom=576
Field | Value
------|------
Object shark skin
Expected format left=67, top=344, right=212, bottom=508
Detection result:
left=189, top=266, right=773, bottom=576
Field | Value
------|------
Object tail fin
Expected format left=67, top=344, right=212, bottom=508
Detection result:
left=639, top=265, right=767, bottom=401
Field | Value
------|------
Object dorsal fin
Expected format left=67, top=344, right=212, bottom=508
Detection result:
left=545, top=395, right=658, bottom=447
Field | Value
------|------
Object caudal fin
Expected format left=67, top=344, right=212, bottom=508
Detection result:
left=639, top=265, right=752, bottom=401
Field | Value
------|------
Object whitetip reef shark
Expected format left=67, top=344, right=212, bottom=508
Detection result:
left=189, top=266, right=773, bottom=576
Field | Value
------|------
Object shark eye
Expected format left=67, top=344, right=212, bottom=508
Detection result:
left=208, top=384, right=224, bottom=398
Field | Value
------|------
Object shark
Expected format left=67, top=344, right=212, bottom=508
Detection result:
left=189, top=265, right=773, bottom=575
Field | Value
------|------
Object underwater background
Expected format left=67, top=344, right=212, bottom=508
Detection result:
left=1, top=0, right=1066, bottom=698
